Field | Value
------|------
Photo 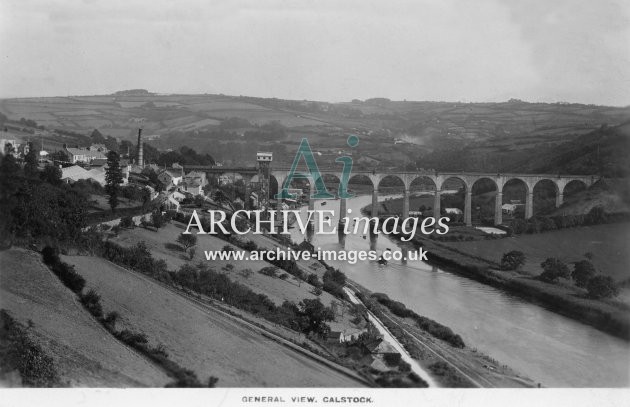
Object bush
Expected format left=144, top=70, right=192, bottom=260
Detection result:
left=259, top=266, right=278, bottom=278
left=370, top=293, right=465, bottom=348
left=115, top=329, right=149, bottom=347
left=119, top=216, right=135, bottom=228
left=539, top=258, right=570, bottom=283
left=307, top=273, right=322, bottom=288
left=0, top=310, right=60, bottom=387
left=42, top=246, right=86, bottom=294
left=103, top=311, right=120, bottom=330
left=322, top=267, right=347, bottom=299
left=41, top=246, right=58, bottom=265
left=177, top=233, right=197, bottom=251
left=50, top=262, right=86, bottom=294
left=80, top=289, right=103, bottom=319
left=500, top=250, right=526, bottom=271
left=243, top=240, right=258, bottom=251
left=586, top=275, right=619, bottom=299
left=572, top=260, right=597, bottom=288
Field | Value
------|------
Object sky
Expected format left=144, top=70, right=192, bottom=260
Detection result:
left=1, top=0, right=629, bottom=106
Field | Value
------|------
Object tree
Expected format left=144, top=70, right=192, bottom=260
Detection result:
left=0, top=150, right=21, bottom=200
left=105, top=151, right=123, bottom=212
left=586, top=275, right=619, bottom=299
left=213, top=190, right=233, bottom=210
left=306, top=273, right=322, bottom=288
left=177, top=233, right=198, bottom=252
left=572, top=260, right=597, bottom=288
left=24, top=143, right=39, bottom=178
left=40, top=165, right=62, bottom=186
left=539, top=258, right=570, bottom=283
left=187, top=247, right=196, bottom=260
left=240, top=268, right=253, bottom=279
left=80, top=289, right=103, bottom=319
left=500, top=250, right=526, bottom=271
left=9, top=183, right=87, bottom=241
left=298, top=298, right=334, bottom=336
left=90, top=129, right=106, bottom=144
left=151, top=210, right=165, bottom=229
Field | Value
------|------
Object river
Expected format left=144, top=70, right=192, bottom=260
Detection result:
left=287, top=194, right=630, bottom=387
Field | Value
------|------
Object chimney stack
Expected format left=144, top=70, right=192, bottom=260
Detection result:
left=136, top=128, right=143, bottom=167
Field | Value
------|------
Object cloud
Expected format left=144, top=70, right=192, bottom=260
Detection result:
left=0, top=0, right=628, bottom=105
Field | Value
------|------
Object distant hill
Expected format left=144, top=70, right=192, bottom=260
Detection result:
left=112, top=89, right=154, bottom=96
left=511, top=123, right=630, bottom=177
left=1, top=93, right=628, bottom=170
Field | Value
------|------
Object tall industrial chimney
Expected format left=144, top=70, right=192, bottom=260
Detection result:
left=136, top=128, right=143, bottom=167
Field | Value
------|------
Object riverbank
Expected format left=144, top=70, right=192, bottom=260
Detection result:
left=416, top=235, right=629, bottom=341
left=342, top=282, right=536, bottom=388
left=359, top=202, right=630, bottom=341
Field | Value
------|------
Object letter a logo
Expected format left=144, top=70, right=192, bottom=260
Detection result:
left=275, top=138, right=334, bottom=200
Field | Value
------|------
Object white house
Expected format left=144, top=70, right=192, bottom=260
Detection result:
left=158, top=169, right=183, bottom=188
left=64, top=147, right=106, bottom=164
left=61, top=163, right=130, bottom=186
left=180, top=180, right=203, bottom=196
left=502, top=203, right=518, bottom=215
left=444, top=207, right=463, bottom=215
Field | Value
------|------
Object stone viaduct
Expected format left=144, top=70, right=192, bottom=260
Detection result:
left=183, top=165, right=598, bottom=226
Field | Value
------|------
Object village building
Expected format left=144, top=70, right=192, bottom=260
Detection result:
left=444, top=207, right=463, bottom=215
left=325, top=331, right=344, bottom=344
left=362, top=338, right=401, bottom=367
left=179, top=170, right=208, bottom=196
left=60, top=163, right=130, bottom=186
left=89, top=144, right=109, bottom=153
left=158, top=168, right=184, bottom=188
left=63, top=146, right=107, bottom=164
left=502, top=203, right=519, bottom=215
left=179, top=179, right=203, bottom=196
left=1, top=138, right=20, bottom=156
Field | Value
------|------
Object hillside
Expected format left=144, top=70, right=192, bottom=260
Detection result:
left=108, top=222, right=364, bottom=335
left=0, top=248, right=170, bottom=387
left=549, top=178, right=630, bottom=216
left=510, top=123, right=630, bottom=177
left=1, top=93, right=629, bottom=170
left=61, top=254, right=364, bottom=387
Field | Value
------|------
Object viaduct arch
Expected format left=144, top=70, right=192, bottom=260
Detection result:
left=184, top=164, right=597, bottom=227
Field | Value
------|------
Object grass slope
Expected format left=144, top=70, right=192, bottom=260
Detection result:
left=0, top=248, right=170, bottom=387
left=62, top=254, right=364, bottom=387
